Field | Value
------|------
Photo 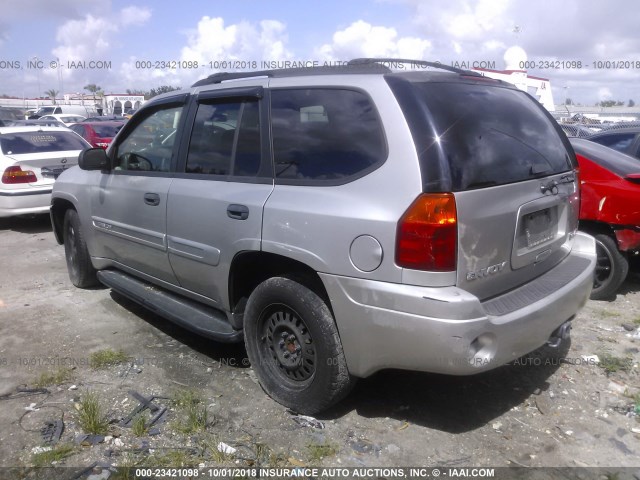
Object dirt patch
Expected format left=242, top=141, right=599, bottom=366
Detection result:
left=1, top=214, right=639, bottom=474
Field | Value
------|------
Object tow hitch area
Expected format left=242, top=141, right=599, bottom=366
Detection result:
left=547, top=320, right=572, bottom=348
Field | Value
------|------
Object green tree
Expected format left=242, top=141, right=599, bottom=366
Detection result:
left=146, top=85, right=180, bottom=100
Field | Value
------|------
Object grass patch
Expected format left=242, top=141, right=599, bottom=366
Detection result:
left=633, top=317, right=640, bottom=325
left=32, top=444, right=75, bottom=467
left=77, top=391, right=109, bottom=434
left=90, top=349, right=129, bottom=369
left=34, top=367, right=73, bottom=387
left=171, top=390, right=209, bottom=435
left=131, top=413, right=149, bottom=437
left=307, top=442, right=338, bottom=462
left=598, top=309, right=619, bottom=318
left=144, top=449, right=199, bottom=467
left=599, top=353, right=633, bottom=375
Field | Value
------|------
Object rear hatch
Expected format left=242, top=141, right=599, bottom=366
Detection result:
left=387, top=74, right=579, bottom=300
left=0, top=130, right=87, bottom=185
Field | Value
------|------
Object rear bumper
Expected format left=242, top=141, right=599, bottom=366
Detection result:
left=321, top=232, right=596, bottom=378
left=0, top=188, right=53, bottom=217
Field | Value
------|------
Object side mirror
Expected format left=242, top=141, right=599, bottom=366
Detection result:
left=78, top=148, right=110, bottom=171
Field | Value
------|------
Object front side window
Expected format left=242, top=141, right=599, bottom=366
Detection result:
left=271, top=88, right=386, bottom=182
left=185, top=100, right=261, bottom=177
left=115, top=106, right=182, bottom=172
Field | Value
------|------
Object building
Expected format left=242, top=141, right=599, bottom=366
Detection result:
left=102, top=94, right=144, bottom=115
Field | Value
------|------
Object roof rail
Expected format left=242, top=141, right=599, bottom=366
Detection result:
left=190, top=58, right=475, bottom=88
left=347, top=58, right=482, bottom=76
left=191, top=63, right=391, bottom=87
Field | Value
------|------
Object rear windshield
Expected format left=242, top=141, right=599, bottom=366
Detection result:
left=387, top=78, right=574, bottom=191
left=92, top=124, right=122, bottom=138
left=0, top=131, right=88, bottom=155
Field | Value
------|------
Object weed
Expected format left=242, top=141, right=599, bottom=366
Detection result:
left=598, top=309, right=619, bottom=319
left=634, top=317, right=640, bottom=325
left=307, top=442, right=338, bottom=462
left=171, top=390, right=209, bottom=434
left=144, top=449, right=198, bottom=467
left=90, top=349, right=129, bottom=369
left=131, top=413, right=148, bottom=437
left=598, top=353, right=633, bottom=375
left=112, top=454, right=139, bottom=480
left=34, top=367, right=73, bottom=387
left=77, top=391, right=109, bottom=434
left=31, top=444, right=75, bottom=467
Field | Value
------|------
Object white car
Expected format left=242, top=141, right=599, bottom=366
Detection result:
left=0, top=126, right=90, bottom=217
left=39, top=114, right=87, bottom=127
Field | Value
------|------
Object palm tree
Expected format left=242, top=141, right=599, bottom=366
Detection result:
left=45, top=89, right=59, bottom=105
left=84, top=83, right=102, bottom=106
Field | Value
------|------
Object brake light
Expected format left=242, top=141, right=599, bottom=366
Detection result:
left=95, top=142, right=109, bottom=149
left=2, top=166, right=37, bottom=184
left=396, top=193, right=457, bottom=271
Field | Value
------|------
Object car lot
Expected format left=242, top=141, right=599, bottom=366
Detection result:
left=0, top=214, right=639, bottom=472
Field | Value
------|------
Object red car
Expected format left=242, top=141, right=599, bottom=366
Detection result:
left=570, top=137, right=640, bottom=299
left=69, top=121, right=124, bottom=149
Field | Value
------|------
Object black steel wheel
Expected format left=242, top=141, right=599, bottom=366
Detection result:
left=63, top=209, right=98, bottom=288
left=591, top=234, right=628, bottom=300
left=244, top=276, right=355, bottom=414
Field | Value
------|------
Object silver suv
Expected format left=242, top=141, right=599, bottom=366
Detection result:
left=51, top=59, right=596, bottom=414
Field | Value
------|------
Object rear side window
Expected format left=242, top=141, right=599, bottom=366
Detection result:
left=271, top=88, right=386, bottom=183
left=388, top=79, right=573, bottom=191
left=0, top=131, right=88, bottom=154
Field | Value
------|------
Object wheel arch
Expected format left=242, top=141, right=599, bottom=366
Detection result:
left=50, top=197, right=77, bottom=244
left=579, top=220, right=617, bottom=242
left=228, top=251, right=332, bottom=324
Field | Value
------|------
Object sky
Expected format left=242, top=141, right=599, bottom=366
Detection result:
left=0, top=0, right=639, bottom=106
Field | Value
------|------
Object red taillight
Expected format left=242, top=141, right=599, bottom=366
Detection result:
left=396, top=193, right=457, bottom=271
left=2, top=166, right=37, bottom=184
left=95, top=142, right=109, bottom=149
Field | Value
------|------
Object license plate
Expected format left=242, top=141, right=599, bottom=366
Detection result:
left=41, top=165, right=70, bottom=179
left=524, top=208, right=555, bottom=248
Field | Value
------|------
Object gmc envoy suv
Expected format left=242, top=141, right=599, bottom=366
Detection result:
left=51, top=59, right=596, bottom=413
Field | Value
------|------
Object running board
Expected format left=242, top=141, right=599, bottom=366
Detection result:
left=97, top=270, right=242, bottom=343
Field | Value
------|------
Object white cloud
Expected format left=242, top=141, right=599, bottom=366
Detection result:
left=442, top=0, right=511, bottom=41
left=52, top=15, right=116, bottom=61
left=180, top=16, right=292, bottom=64
left=598, top=87, right=612, bottom=101
left=118, top=16, right=292, bottom=91
left=120, top=6, right=152, bottom=27
left=317, top=20, right=431, bottom=60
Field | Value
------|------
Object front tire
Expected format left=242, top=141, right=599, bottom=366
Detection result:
left=244, top=277, right=355, bottom=414
left=63, top=209, right=98, bottom=288
left=590, top=233, right=628, bottom=300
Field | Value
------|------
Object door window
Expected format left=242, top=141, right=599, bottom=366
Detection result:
left=185, top=100, right=261, bottom=177
left=114, top=106, right=182, bottom=172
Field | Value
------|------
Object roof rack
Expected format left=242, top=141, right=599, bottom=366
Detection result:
left=347, top=58, right=482, bottom=76
left=191, top=57, right=480, bottom=88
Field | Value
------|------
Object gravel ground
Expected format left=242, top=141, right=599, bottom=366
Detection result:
left=0, top=214, right=639, bottom=478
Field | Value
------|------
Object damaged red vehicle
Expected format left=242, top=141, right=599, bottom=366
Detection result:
left=570, top=137, right=640, bottom=299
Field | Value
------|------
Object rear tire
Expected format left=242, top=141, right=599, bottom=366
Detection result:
left=244, top=277, right=355, bottom=414
left=63, top=209, right=99, bottom=288
left=590, top=234, right=628, bottom=300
